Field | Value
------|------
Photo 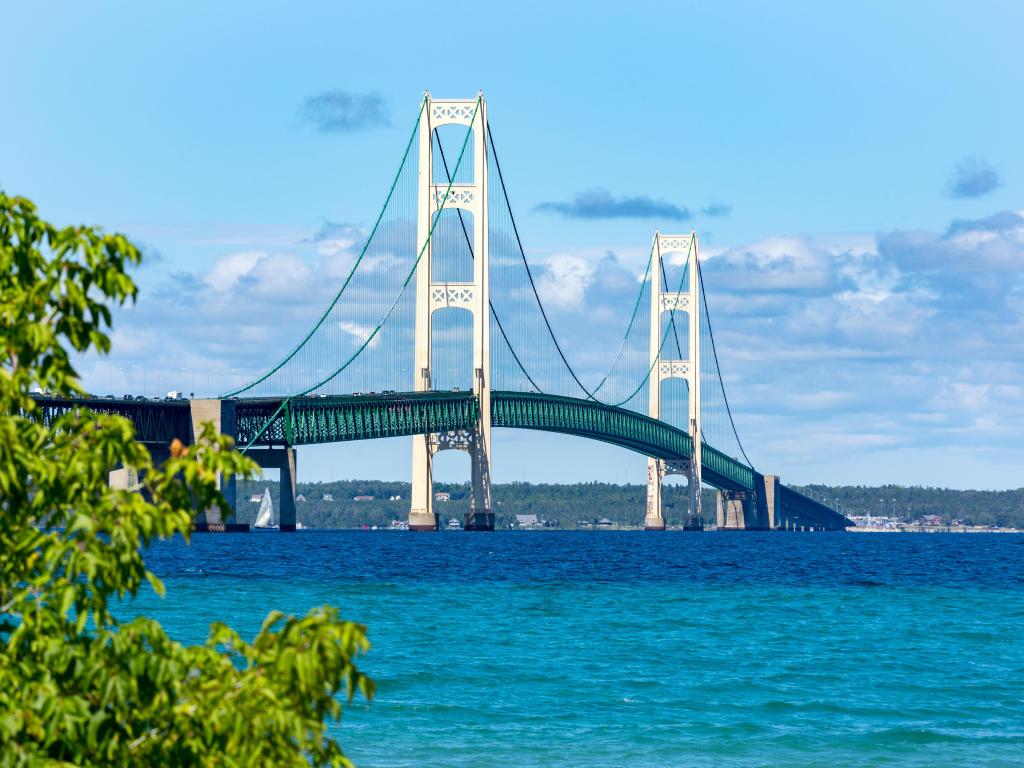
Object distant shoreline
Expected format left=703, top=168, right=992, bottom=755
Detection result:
left=247, top=525, right=1024, bottom=534
left=847, top=526, right=1023, bottom=534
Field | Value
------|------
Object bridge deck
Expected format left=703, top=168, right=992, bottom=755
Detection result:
left=28, top=393, right=852, bottom=527
left=31, top=391, right=754, bottom=491
left=234, top=391, right=753, bottom=491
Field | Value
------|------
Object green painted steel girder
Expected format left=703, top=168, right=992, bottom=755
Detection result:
left=235, top=391, right=479, bottom=447
left=27, top=391, right=753, bottom=490
left=491, top=391, right=753, bottom=491
left=236, top=390, right=754, bottom=491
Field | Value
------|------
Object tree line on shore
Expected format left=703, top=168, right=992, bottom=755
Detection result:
left=792, top=483, right=1024, bottom=528
left=237, top=479, right=1024, bottom=530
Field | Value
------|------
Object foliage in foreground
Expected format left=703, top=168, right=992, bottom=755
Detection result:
left=0, top=192, right=373, bottom=766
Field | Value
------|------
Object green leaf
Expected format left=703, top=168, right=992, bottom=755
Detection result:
left=0, top=193, right=372, bottom=765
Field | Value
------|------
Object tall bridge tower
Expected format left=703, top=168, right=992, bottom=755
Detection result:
left=645, top=232, right=702, bottom=530
left=409, top=93, right=494, bottom=531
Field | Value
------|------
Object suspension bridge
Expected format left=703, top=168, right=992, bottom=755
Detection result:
left=36, top=92, right=850, bottom=532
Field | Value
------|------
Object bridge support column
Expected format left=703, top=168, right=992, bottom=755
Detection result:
left=755, top=473, right=781, bottom=530
left=410, top=92, right=493, bottom=531
left=646, top=232, right=702, bottom=529
left=189, top=398, right=238, bottom=527
left=644, top=459, right=665, bottom=530
left=645, top=459, right=690, bottom=530
left=409, top=438, right=437, bottom=531
left=247, top=448, right=298, bottom=531
left=465, top=420, right=494, bottom=531
left=108, top=444, right=169, bottom=495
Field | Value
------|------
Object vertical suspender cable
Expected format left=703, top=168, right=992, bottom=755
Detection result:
left=696, top=258, right=754, bottom=468
left=434, top=130, right=542, bottom=393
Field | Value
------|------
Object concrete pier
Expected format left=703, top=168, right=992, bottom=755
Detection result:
left=188, top=399, right=239, bottom=532
left=756, top=474, right=781, bottom=529
left=108, top=466, right=139, bottom=491
left=463, top=510, right=495, bottom=531
left=716, top=489, right=755, bottom=529
left=409, top=512, right=439, bottom=531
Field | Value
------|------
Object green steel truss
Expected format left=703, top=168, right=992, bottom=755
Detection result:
left=236, top=390, right=754, bottom=491
left=491, top=392, right=753, bottom=491
left=235, top=392, right=479, bottom=447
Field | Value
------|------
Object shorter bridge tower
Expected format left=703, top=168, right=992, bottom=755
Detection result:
left=409, top=92, right=494, bottom=531
left=645, top=232, right=702, bottom=530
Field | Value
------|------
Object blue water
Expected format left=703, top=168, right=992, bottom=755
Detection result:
left=131, top=532, right=1024, bottom=767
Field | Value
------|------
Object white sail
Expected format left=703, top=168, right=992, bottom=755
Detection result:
left=254, top=488, right=275, bottom=528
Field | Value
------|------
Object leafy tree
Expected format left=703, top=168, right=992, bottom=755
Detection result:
left=0, top=193, right=373, bottom=766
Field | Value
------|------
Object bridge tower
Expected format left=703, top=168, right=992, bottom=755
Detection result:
left=409, top=92, right=494, bottom=532
left=645, top=232, right=702, bottom=530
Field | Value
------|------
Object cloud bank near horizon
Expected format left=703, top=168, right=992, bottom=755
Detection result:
left=79, top=207, right=1024, bottom=488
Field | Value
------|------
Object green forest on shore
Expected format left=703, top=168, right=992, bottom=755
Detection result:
left=236, top=479, right=1024, bottom=530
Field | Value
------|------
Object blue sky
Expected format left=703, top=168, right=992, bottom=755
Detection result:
left=4, top=2, right=1023, bottom=489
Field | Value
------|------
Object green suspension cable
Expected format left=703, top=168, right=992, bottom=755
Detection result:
left=489, top=123, right=670, bottom=407
left=238, top=97, right=481, bottom=450
left=607, top=237, right=695, bottom=407
left=589, top=239, right=655, bottom=396
left=221, top=96, right=427, bottom=398
left=287, top=97, right=481, bottom=398
left=238, top=397, right=290, bottom=455
left=433, top=126, right=542, bottom=393
left=697, top=257, right=754, bottom=468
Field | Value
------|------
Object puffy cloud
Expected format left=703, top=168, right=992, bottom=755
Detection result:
left=700, top=235, right=864, bottom=295
left=878, top=210, right=1024, bottom=272
left=80, top=207, right=1024, bottom=487
left=535, top=188, right=691, bottom=220
left=299, top=90, right=390, bottom=133
left=204, top=251, right=264, bottom=292
left=244, top=253, right=314, bottom=299
left=200, top=251, right=314, bottom=299
left=535, top=253, right=596, bottom=310
left=947, top=155, right=1001, bottom=199
left=695, top=210, right=1024, bottom=478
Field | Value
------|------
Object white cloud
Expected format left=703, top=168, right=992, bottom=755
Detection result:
left=536, top=253, right=596, bottom=311
left=338, top=321, right=382, bottom=348
left=204, top=251, right=264, bottom=292
left=247, top=254, right=314, bottom=298
left=77, top=207, right=1024, bottom=487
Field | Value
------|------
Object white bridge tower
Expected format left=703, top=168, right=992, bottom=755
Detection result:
left=645, top=232, right=702, bottom=530
left=409, top=93, right=494, bottom=531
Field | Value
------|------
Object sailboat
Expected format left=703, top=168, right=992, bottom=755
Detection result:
left=253, top=488, right=276, bottom=530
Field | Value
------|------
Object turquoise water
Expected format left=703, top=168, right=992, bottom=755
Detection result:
left=131, top=532, right=1024, bottom=767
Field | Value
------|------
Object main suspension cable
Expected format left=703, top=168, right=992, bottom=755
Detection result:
left=487, top=123, right=599, bottom=400
left=286, top=97, right=481, bottom=398
left=697, top=258, right=754, bottom=468
left=433, top=123, right=542, bottom=393
left=487, top=122, right=660, bottom=404
left=221, top=97, right=427, bottom=398
left=660, top=248, right=685, bottom=361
